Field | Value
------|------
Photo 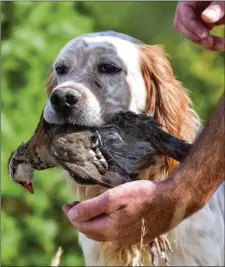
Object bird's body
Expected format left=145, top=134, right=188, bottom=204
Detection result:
left=8, top=111, right=191, bottom=190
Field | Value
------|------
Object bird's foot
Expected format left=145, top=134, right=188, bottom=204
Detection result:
left=149, top=235, right=173, bottom=266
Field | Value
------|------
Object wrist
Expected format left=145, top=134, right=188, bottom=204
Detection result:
left=143, top=177, right=192, bottom=233
left=164, top=165, right=206, bottom=221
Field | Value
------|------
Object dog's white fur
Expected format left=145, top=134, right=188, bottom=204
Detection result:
left=44, top=31, right=224, bottom=266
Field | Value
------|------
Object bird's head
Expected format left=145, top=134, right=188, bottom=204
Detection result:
left=8, top=143, right=34, bottom=194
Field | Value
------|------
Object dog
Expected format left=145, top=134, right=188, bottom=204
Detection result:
left=43, top=31, right=224, bottom=266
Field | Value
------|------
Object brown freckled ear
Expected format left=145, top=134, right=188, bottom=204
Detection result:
left=46, top=67, right=57, bottom=96
left=138, top=44, right=200, bottom=174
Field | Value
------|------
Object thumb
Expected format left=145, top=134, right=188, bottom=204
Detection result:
left=201, top=1, right=225, bottom=24
left=62, top=201, right=80, bottom=216
left=67, top=189, right=117, bottom=222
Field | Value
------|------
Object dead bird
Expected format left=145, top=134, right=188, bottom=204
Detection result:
left=8, top=111, right=191, bottom=193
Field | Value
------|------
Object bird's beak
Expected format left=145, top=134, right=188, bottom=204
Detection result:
left=20, top=182, right=34, bottom=194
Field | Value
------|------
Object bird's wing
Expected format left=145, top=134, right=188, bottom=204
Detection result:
left=128, top=113, right=192, bottom=162
left=50, top=132, right=115, bottom=188
left=105, top=111, right=191, bottom=163
left=56, top=160, right=113, bottom=188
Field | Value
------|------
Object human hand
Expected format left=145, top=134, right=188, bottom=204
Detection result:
left=63, top=179, right=192, bottom=244
left=173, top=1, right=225, bottom=51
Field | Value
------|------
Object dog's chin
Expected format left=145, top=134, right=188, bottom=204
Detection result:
left=43, top=102, right=65, bottom=125
left=43, top=102, right=104, bottom=127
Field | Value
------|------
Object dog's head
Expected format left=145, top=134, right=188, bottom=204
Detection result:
left=43, top=31, right=146, bottom=127
left=43, top=31, right=199, bottom=172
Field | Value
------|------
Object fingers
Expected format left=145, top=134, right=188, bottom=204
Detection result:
left=202, top=1, right=225, bottom=24
left=176, top=19, right=205, bottom=43
left=74, top=213, right=146, bottom=244
left=66, top=189, right=119, bottom=222
left=62, top=201, right=80, bottom=215
left=210, top=35, right=225, bottom=51
left=174, top=2, right=209, bottom=40
left=71, top=214, right=110, bottom=241
left=174, top=1, right=225, bottom=51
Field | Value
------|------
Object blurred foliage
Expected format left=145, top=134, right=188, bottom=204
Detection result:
left=1, top=1, right=224, bottom=266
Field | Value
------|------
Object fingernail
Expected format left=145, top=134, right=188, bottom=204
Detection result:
left=202, top=9, right=218, bottom=22
left=62, top=204, right=72, bottom=215
left=68, top=207, right=79, bottom=221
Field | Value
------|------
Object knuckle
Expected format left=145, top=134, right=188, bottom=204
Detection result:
left=104, top=190, right=115, bottom=209
left=80, top=204, right=92, bottom=219
left=73, top=203, right=91, bottom=221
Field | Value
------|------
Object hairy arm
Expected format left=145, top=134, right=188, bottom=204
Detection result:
left=177, top=95, right=224, bottom=206
left=165, top=95, right=225, bottom=228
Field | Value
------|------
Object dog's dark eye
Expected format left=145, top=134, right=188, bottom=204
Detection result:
left=98, top=63, right=121, bottom=74
left=55, top=65, right=68, bottom=75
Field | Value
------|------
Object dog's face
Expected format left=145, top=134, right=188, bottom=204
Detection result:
left=43, top=31, right=147, bottom=126
left=42, top=30, right=199, bottom=181
left=43, top=30, right=199, bottom=153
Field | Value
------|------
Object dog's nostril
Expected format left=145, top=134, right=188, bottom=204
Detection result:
left=50, top=90, right=64, bottom=106
left=66, top=93, right=79, bottom=106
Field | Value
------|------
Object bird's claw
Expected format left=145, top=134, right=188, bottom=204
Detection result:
left=149, top=235, right=173, bottom=266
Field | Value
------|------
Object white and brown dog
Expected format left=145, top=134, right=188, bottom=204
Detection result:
left=43, top=31, right=224, bottom=266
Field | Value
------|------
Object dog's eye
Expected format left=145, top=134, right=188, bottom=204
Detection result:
left=98, top=63, right=121, bottom=74
left=55, top=65, right=68, bottom=75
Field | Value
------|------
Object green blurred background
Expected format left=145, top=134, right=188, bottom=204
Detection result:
left=1, top=1, right=224, bottom=266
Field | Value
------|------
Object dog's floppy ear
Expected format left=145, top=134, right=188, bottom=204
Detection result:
left=138, top=44, right=199, bottom=173
left=138, top=44, right=199, bottom=141
left=45, top=67, right=57, bottom=96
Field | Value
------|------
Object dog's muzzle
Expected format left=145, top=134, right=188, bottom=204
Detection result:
left=50, top=88, right=81, bottom=115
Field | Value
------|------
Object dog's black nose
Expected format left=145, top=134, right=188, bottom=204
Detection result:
left=50, top=89, right=81, bottom=113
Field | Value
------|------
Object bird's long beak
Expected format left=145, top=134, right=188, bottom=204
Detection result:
left=20, top=182, right=34, bottom=194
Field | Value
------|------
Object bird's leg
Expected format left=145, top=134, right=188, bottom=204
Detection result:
left=149, top=235, right=173, bottom=266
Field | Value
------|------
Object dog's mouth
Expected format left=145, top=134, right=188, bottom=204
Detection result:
left=43, top=97, right=106, bottom=129
left=42, top=117, right=92, bottom=138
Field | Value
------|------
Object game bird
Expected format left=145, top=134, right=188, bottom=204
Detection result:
left=8, top=111, right=191, bottom=265
left=8, top=111, right=190, bottom=191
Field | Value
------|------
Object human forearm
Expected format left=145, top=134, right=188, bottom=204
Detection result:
left=167, top=95, right=225, bottom=221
